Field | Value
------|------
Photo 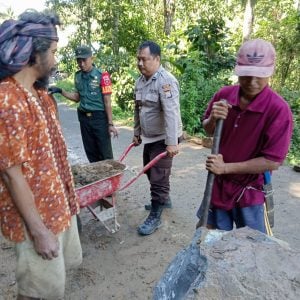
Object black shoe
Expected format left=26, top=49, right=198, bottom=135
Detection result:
left=137, top=208, right=163, bottom=235
left=293, top=165, right=300, bottom=172
left=144, top=198, right=172, bottom=211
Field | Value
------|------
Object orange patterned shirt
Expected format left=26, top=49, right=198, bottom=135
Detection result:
left=0, top=77, right=79, bottom=242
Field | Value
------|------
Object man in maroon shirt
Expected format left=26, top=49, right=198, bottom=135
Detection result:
left=197, top=39, right=293, bottom=233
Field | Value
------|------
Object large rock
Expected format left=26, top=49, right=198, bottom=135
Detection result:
left=154, top=227, right=300, bottom=300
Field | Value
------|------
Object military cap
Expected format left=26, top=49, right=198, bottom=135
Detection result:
left=75, top=45, right=92, bottom=58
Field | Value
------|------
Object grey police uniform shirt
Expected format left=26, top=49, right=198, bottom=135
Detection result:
left=134, top=66, right=183, bottom=145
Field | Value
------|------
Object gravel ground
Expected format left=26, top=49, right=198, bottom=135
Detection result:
left=1, top=102, right=299, bottom=300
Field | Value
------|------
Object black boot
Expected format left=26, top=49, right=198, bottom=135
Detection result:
left=137, top=205, right=163, bottom=235
left=144, top=197, right=172, bottom=211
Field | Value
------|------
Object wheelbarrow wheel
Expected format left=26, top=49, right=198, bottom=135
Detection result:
left=76, top=214, right=82, bottom=234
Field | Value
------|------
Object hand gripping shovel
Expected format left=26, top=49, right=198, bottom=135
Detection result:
left=196, top=117, right=224, bottom=228
left=153, top=103, right=277, bottom=299
left=153, top=118, right=225, bottom=299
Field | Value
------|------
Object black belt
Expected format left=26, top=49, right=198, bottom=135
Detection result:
left=78, top=109, right=104, bottom=117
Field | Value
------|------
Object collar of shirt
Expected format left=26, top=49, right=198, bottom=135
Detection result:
left=81, top=66, right=98, bottom=79
left=141, top=65, right=163, bottom=82
left=228, top=85, right=271, bottom=113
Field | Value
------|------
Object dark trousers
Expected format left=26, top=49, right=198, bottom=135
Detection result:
left=207, top=205, right=266, bottom=233
left=143, top=140, right=173, bottom=205
left=77, top=109, right=113, bottom=162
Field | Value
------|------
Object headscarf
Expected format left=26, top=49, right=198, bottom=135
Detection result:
left=0, top=19, right=59, bottom=79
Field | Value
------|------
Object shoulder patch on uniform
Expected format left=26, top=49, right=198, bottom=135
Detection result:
left=162, top=84, right=171, bottom=92
left=162, top=84, right=172, bottom=98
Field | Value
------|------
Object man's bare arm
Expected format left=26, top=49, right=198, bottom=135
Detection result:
left=61, top=90, right=80, bottom=102
left=206, top=155, right=280, bottom=175
left=103, top=94, right=118, bottom=137
left=1, top=165, right=59, bottom=259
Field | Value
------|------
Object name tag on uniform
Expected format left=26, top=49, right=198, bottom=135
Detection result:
left=135, top=93, right=142, bottom=100
left=90, top=79, right=99, bottom=88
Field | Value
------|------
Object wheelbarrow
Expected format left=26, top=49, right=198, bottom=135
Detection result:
left=75, top=143, right=167, bottom=233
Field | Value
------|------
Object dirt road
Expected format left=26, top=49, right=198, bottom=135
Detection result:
left=1, top=103, right=300, bottom=300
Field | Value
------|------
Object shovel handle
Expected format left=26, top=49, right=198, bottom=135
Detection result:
left=211, top=119, right=224, bottom=155
left=197, top=118, right=224, bottom=227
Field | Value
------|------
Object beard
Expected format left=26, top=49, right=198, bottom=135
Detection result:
left=34, top=76, right=50, bottom=89
left=34, top=67, right=56, bottom=89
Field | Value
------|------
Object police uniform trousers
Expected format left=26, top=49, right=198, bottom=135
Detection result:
left=143, top=140, right=173, bottom=205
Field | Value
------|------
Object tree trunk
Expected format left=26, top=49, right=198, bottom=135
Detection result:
left=79, top=0, right=92, bottom=46
left=163, top=0, right=176, bottom=36
left=86, top=0, right=92, bottom=46
left=111, top=0, right=120, bottom=56
left=280, top=53, right=294, bottom=87
left=242, top=0, right=256, bottom=42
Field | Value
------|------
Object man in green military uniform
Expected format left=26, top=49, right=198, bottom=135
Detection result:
left=49, top=45, right=118, bottom=162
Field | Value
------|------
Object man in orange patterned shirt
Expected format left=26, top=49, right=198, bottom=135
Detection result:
left=0, top=10, right=82, bottom=300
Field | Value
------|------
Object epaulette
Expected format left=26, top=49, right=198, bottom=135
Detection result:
left=94, top=68, right=102, bottom=75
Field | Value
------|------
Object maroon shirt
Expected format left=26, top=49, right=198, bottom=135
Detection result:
left=204, top=85, right=293, bottom=210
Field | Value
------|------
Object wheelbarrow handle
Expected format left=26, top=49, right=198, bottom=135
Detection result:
left=118, top=143, right=136, bottom=162
left=119, top=151, right=168, bottom=191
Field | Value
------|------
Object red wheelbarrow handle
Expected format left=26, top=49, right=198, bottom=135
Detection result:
left=118, top=151, right=168, bottom=191
left=118, top=143, right=136, bottom=162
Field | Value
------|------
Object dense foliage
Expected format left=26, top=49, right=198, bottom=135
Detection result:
left=1, top=0, right=298, bottom=162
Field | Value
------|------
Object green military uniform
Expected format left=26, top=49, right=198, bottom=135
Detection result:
left=75, top=67, right=104, bottom=111
left=76, top=66, right=113, bottom=162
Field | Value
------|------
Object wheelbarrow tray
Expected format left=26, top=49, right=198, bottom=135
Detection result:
left=73, top=160, right=126, bottom=208
left=73, top=144, right=167, bottom=233
left=76, top=170, right=124, bottom=208
left=73, top=160, right=126, bottom=233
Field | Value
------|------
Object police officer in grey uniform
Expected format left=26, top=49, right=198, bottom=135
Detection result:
left=133, top=41, right=183, bottom=236
left=49, top=45, right=118, bottom=162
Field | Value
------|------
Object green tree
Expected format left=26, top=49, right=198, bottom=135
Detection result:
left=0, top=7, right=15, bottom=22
left=45, top=0, right=300, bottom=163
left=163, top=0, right=176, bottom=36
left=253, top=0, right=300, bottom=91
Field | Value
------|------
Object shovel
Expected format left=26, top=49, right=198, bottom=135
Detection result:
left=153, top=116, right=225, bottom=299
left=196, top=117, right=224, bottom=228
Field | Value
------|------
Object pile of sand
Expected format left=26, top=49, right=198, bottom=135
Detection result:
left=71, top=160, right=126, bottom=187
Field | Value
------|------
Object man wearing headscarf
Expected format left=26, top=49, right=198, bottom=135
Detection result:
left=0, top=9, right=82, bottom=300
